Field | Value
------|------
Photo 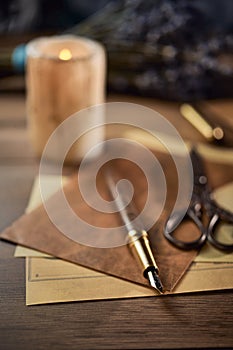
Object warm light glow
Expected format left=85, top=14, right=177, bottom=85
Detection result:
left=59, top=48, right=72, bottom=61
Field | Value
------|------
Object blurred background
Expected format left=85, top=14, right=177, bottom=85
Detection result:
left=0, top=0, right=233, bottom=100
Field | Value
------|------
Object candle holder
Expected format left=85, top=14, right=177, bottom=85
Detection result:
left=26, top=35, right=106, bottom=164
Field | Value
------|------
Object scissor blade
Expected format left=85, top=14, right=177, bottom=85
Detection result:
left=190, top=148, right=208, bottom=187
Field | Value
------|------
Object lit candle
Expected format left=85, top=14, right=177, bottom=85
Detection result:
left=26, top=35, right=106, bottom=163
left=59, top=48, right=72, bottom=61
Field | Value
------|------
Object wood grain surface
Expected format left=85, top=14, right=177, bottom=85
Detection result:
left=0, top=93, right=233, bottom=350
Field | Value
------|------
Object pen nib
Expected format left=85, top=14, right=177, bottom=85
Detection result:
left=147, top=269, right=164, bottom=294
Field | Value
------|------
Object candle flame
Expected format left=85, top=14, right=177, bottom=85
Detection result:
left=59, top=49, right=72, bottom=61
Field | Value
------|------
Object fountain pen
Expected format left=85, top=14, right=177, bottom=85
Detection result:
left=106, top=171, right=164, bottom=294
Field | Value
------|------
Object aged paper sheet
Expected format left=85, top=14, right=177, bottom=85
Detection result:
left=195, top=181, right=233, bottom=263
left=26, top=257, right=233, bottom=305
left=14, top=175, right=233, bottom=305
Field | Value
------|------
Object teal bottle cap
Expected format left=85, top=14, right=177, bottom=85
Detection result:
left=12, top=44, right=26, bottom=73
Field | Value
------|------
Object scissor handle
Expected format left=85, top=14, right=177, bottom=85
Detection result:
left=207, top=213, right=233, bottom=252
left=164, top=209, right=207, bottom=250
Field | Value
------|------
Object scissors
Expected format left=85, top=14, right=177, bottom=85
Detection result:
left=164, top=148, right=233, bottom=252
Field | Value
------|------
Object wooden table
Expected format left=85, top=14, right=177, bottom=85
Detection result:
left=0, top=93, right=233, bottom=350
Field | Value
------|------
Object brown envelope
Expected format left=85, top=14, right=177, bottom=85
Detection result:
left=1, top=151, right=199, bottom=291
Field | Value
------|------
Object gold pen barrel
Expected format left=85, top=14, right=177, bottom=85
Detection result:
left=128, top=229, right=158, bottom=276
left=105, top=168, right=163, bottom=292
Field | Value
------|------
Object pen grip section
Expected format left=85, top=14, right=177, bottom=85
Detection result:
left=128, top=230, right=158, bottom=276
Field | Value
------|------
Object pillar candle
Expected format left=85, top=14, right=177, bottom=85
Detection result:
left=26, top=35, right=106, bottom=163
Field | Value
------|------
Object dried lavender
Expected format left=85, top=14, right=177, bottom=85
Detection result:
left=69, top=0, right=233, bottom=100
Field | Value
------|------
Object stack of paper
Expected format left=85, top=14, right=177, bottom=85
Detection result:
left=14, top=176, right=233, bottom=305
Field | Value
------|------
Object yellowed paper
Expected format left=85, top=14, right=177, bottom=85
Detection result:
left=174, top=262, right=233, bottom=293
left=26, top=256, right=154, bottom=305
left=15, top=246, right=50, bottom=258
left=14, top=175, right=67, bottom=258
left=25, top=175, right=68, bottom=213
left=14, top=175, right=233, bottom=305
left=26, top=256, right=233, bottom=305
left=195, top=181, right=233, bottom=263
left=124, top=129, right=233, bottom=164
